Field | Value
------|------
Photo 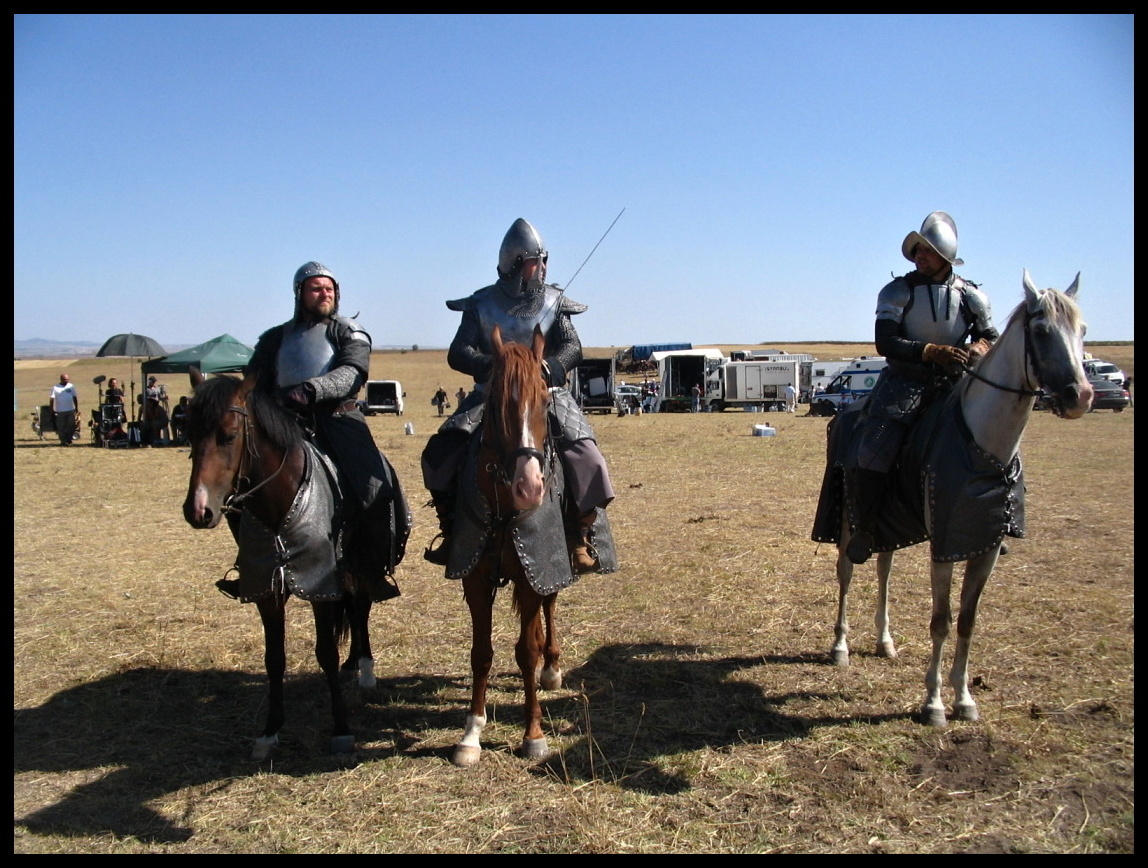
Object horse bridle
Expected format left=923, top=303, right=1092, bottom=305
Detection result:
left=960, top=307, right=1047, bottom=401
left=220, top=403, right=289, bottom=515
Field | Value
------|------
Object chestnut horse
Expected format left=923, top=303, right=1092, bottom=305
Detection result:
left=452, top=325, right=569, bottom=768
left=816, top=271, right=1092, bottom=726
left=181, top=370, right=400, bottom=759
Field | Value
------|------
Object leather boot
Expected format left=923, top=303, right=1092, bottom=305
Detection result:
left=566, top=509, right=600, bottom=574
left=844, top=468, right=885, bottom=565
left=423, top=490, right=455, bottom=566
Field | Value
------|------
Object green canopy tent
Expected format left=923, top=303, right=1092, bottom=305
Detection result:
left=140, top=334, right=254, bottom=377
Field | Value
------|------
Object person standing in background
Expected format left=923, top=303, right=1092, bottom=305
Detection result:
left=49, top=373, right=79, bottom=446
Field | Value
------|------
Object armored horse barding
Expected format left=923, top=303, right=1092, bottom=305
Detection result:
left=813, top=271, right=1092, bottom=726
left=181, top=369, right=407, bottom=759
left=450, top=325, right=574, bottom=768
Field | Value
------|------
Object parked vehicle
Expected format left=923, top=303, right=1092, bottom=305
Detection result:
left=810, top=357, right=888, bottom=416
left=1086, top=376, right=1130, bottom=412
left=570, top=356, right=617, bottom=415
left=1082, top=359, right=1127, bottom=386
left=651, top=348, right=724, bottom=412
left=708, top=359, right=799, bottom=412
left=362, top=380, right=405, bottom=416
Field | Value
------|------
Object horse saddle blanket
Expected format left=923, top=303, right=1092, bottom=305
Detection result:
left=446, top=430, right=618, bottom=593
left=233, top=442, right=345, bottom=602
left=811, top=389, right=1026, bottom=563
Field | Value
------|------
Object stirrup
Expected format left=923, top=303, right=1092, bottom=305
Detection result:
left=215, top=577, right=243, bottom=599
left=424, top=533, right=451, bottom=566
left=570, top=544, right=599, bottom=574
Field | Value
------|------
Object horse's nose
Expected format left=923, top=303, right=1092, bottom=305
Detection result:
left=1062, top=381, right=1094, bottom=419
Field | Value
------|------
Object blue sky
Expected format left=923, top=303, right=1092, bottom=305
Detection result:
left=15, top=14, right=1133, bottom=352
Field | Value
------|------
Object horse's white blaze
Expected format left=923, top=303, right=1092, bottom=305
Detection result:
left=189, top=483, right=215, bottom=525
left=510, top=398, right=545, bottom=510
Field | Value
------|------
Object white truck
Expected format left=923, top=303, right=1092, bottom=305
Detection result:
left=651, top=348, right=725, bottom=412
left=707, top=358, right=800, bottom=412
left=810, top=357, right=887, bottom=416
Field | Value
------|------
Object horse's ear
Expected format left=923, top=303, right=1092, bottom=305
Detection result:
left=189, top=366, right=205, bottom=389
left=1064, top=272, right=1081, bottom=299
left=491, top=323, right=504, bottom=354
left=1022, top=269, right=1040, bottom=310
left=531, top=324, right=545, bottom=361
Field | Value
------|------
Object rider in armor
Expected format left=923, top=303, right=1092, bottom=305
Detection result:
left=422, top=218, right=615, bottom=573
left=845, top=211, right=999, bottom=565
left=218, top=261, right=405, bottom=598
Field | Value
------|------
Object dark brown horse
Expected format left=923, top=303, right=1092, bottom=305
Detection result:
left=181, top=369, right=390, bottom=759
left=452, top=325, right=567, bottom=767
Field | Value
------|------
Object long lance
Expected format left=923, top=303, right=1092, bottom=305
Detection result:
left=562, top=206, right=626, bottom=291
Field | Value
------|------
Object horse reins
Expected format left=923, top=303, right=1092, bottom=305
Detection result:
left=960, top=307, right=1046, bottom=400
left=221, top=403, right=290, bottom=515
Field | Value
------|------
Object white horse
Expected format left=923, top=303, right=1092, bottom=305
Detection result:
left=824, top=271, right=1092, bottom=726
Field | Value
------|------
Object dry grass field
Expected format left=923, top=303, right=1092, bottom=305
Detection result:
left=14, top=340, right=1134, bottom=854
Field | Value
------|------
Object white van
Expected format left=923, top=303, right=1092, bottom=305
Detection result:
left=363, top=380, right=405, bottom=416
left=812, top=357, right=887, bottom=415
left=1083, top=359, right=1126, bottom=386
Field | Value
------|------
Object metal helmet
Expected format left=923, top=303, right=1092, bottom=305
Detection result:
left=901, top=211, right=964, bottom=267
left=497, top=218, right=548, bottom=279
left=292, top=261, right=340, bottom=316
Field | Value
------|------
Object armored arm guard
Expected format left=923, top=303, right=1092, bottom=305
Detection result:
left=543, top=310, right=584, bottom=387
left=308, top=317, right=371, bottom=403
left=962, top=281, right=999, bottom=344
left=447, top=307, right=494, bottom=384
left=873, top=277, right=928, bottom=364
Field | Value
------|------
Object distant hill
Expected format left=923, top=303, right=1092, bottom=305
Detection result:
left=14, top=338, right=105, bottom=359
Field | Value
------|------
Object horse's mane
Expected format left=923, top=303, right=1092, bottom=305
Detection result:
left=1003, top=285, right=1083, bottom=336
left=186, top=375, right=302, bottom=452
left=485, top=341, right=548, bottom=450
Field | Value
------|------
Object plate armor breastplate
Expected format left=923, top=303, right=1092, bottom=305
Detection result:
left=276, top=320, right=337, bottom=387
left=474, top=285, right=562, bottom=350
left=899, top=283, right=971, bottom=346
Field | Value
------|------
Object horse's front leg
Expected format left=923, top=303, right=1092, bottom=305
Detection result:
left=514, top=584, right=550, bottom=760
left=453, top=566, right=496, bottom=768
left=538, top=592, right=562, bottom=691
left=923, top=562, right=956, bottom=726
left=832, top=532, right=854, bottom=666
left=253, top=596, right=288, bottom=760
left=949, top=551, right=997, bottom=722
left=874, top=551, right=897, bottom=659
left=313, top=602, right=355, bottom=754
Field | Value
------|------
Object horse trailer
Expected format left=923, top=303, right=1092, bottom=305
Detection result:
left=570, top=356, right=617, bottom=415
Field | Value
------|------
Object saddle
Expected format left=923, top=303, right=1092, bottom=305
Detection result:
left=811, top=390, right=1026, bottom=562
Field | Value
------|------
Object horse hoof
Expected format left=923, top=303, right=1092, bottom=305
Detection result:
left=521, top=737, right=550, bottom=760
left=876, top=641, right=898, bottom=659
left=920, top=706, right=949, bottom=728
left=831, top=650, right=850, bottom=667
left=954, top=701, right=980, bottom=722
left=538, top=667, right=562, bottom=691
left=330, top=734, right=356, bottom=755
left=250, top=734, right=279, bottom=761
left=452, top=744, right=482, bottom=768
